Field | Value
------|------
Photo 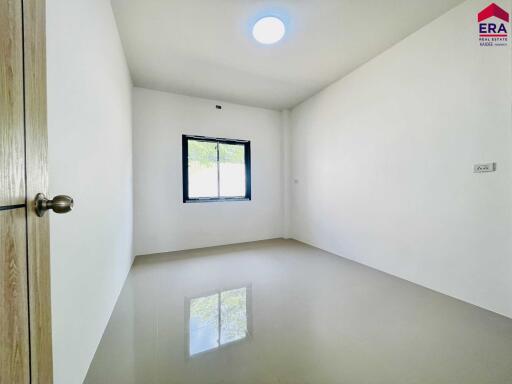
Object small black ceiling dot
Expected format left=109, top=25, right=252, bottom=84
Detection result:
left=216, top=105, right=222, bottom=109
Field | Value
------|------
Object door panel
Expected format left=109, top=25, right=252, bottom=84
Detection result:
left=0, top=1, right=30, bottom=382
left=23, top=0, right=53, bottom=381
left=0, top=0, right=25, bottom=207
left=0, top=208, right=30, bottom=384
left=1, top=0, right=52, bottom=383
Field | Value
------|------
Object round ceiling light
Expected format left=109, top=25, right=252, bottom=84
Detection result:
left=252, top=16, right=285, bottom=44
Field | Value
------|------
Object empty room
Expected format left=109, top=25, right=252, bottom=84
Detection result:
left=1, top=0, right=512, bottom=383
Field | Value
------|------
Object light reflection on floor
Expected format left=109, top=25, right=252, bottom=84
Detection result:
left=85, top=239, right=512, bottom=384
left=188, top=286, right=250, bottom=356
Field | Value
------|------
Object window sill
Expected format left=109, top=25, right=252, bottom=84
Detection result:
left=184, top=197, right=251, bottom=204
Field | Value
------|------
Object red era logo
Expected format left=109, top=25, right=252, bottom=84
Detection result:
left=478, top=2, right=509, bottom=43
left=478, top=3, right=509, bottom=22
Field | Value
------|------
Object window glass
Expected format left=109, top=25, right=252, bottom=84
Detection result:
left=188, top=140, right=218, bottom=198
left=219, top=143, right=245, bottom=198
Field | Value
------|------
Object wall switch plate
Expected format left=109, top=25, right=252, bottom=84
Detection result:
left=474, top=162, right=497, bottom=173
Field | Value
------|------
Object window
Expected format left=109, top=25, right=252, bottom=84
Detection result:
left=182, top=135, right=251, bottom=202
left=188, top=287, right=250, bottom=357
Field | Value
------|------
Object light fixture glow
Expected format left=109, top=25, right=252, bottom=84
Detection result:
left=252, top=16, right=285, bottom=44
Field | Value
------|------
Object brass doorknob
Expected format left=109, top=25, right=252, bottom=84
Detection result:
left=35, top=193, right=74, bottom=217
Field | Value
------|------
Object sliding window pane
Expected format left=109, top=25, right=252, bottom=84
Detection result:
left=219, top=143, right=245, bottom=197
left=188, top=140, right=218, bottom=198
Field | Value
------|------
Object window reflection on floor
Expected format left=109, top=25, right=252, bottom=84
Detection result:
left=188, top=287, right=249, bottom=356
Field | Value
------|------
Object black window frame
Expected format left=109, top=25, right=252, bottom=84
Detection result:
left=182, top=134, right=251, bottom=203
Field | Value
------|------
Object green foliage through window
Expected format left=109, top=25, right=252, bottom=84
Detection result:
left=188, top=140, right=244, bottom=167
left=188, top=140, right=217, bottom=167
left=220, top=143, right=244, bottom=164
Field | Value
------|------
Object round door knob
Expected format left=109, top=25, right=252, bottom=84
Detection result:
left=35, top=193, right=74, bottom=217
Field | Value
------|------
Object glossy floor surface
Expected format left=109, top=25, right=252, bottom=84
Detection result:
left=85, top=239, right=512, bottom=384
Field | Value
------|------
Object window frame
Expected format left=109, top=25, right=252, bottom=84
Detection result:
left=182, top=134, right=251, bottom=203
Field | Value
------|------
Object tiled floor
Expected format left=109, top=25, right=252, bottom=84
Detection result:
left=85, top=239, right=512, bottom=384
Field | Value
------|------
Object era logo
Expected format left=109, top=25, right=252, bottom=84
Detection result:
left=478, top=3, right=509, bottom=36
left=479, top=22, right=507, bottom=33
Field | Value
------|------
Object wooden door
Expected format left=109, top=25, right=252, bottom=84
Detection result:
left=0, top=0, right=52, bottom=383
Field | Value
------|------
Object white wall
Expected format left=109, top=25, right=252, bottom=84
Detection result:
left=290, top=0, right=512, bottom=318
left=133, top=87, right=283, bottom=255
left=46, top=0, right=133, bottom=383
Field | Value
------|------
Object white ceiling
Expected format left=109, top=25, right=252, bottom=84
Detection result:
left=111, top=0, right=464, bottom=110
